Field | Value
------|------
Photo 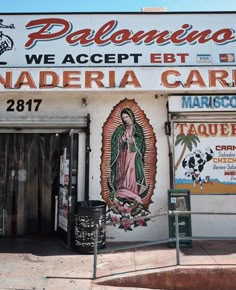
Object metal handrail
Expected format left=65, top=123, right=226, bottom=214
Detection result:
left=170, top=210, right=236, bottom=215
left=92, top=210, right=236, bottom=279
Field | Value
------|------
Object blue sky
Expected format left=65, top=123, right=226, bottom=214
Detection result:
left=1, top=0, right=236, bottom=13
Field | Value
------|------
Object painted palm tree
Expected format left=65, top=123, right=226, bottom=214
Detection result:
left=174, top=134, right=200, bottom=170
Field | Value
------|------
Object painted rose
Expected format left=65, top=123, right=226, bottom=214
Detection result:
left=112, top=215, right=120, bottom=224
left=121, top=218, right=132, bottom=230
left=136, top=219, right=145, bottom=226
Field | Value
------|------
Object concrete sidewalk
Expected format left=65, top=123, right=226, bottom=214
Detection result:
left=0, top=238, right=236, bottom=289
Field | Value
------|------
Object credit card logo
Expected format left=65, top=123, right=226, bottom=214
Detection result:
left=219, top=53, right=235, bottom=62
left=197, top=54, right=211, bottom=63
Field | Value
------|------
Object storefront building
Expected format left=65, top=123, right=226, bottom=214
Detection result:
left=0, top=12, right=236, bottom=246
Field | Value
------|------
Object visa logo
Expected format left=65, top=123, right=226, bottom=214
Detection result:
left=197, top=54, right=211, bottom=63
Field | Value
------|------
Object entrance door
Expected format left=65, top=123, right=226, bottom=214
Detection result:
left=0, top=131, right=79, bottom=240
left=57, top=129, right=79, bottom=248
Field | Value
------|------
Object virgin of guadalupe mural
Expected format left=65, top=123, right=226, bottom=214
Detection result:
left=101, top=99, right=157, bottom=231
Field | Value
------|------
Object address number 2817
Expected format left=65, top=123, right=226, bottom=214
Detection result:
left=6, top=99, right=42, bottom=112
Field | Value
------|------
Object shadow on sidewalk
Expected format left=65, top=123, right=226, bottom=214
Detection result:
left=181, top=240, right=236, bottom=256
left=0, top=235, right=78, bottom=256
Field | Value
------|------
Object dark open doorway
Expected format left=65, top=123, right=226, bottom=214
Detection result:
left=0, top=132, right=78, bottom=238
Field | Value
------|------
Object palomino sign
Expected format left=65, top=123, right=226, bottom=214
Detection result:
left=25, top=19, right=234, bottom=47
left=1, top=13, right=236, bottom=67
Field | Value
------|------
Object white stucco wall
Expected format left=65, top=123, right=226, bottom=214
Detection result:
left=191, top=195, right=236, bottom=237
left=0, top=91, right=235, bottom=241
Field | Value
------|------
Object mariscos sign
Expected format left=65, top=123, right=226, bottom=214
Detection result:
left=1, top=13, right=236, bottom=67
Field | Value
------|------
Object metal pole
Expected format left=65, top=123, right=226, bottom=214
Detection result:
left=2, top=209, right=6, bottom=236
left=54, top=196, right=58, bottom=231
left=175, top=212, right=180, bottom=265
left=93, top=224, right=99, bottom=280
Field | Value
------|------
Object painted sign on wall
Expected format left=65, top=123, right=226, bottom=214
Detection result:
left=1, top=67, right=236, bottom=91
left=169, top=95, right=236, bottom=112
left=101, top=99, right=157, bottom=231
left=174, top=122, right=236, bottom=194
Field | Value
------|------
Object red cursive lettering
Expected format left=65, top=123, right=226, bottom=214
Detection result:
left=25, top=18, right=71, bottom=48
left=25, top=18, right=236, bottom=48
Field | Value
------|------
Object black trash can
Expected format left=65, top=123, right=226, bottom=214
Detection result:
left=74, top=200, right=106, bottom=254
